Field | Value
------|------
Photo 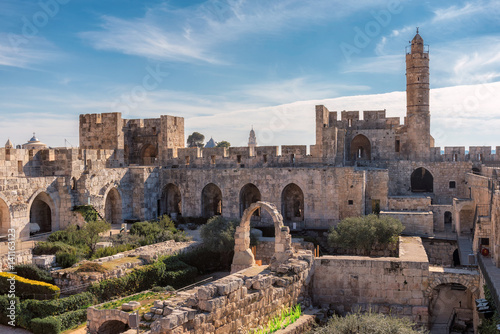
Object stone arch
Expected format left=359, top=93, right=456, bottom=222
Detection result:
left=281, top=183, right=304, bottom=222
left=97, top=320, right=129, bottom=334
left=161, top=183, right=182, bottom=217
left=0, top=197, right=11, bottom=236
left=426, top=273, right=479, bottom=298
left=350, top=134, right=371, bottom=161
left=239, top=183, right=261, bottom=218
left=411, top=167, right=433, bottom=192
left=201, top=183, right=222, bottom=218
left=29, top=191, right=56, bottom=234
left=104, top=187, right=122, bottom=224
left=428, top=282, right=475, bottom=331
left=141, top=144, right=157, bottom=165
left=231, top=201, right=292, bottom=273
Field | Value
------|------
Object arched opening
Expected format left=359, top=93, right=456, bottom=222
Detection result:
left=239, top=183, right=261, bottom=218
left=97, top=320, right=129, bottom=334
left=141, top=144, right=157, bottom=165
left=472, top=167, right=480, bottom=175
left=29, top=192, right=54, bottom=234
left=161, top=183, right=182, bottom=217
left=281, top=183, right=304, bottom=223
left=105, top=188, right=122, bottom=224
left=201, top=183, right=222, bottom=218
left=71, top=177, right=77, bottom=191
left=429, top=283, right=473, bottom=333
left=0, top=199, right=10, bottom=236
left=411, top=167, right=433, bottom=192
left=444, top=211, right=452, bottom=231
left=350, top=134, right=371, bottom=161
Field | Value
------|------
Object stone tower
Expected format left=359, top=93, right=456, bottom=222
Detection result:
left=405, top=29, right=431, bottom=160
left=248, top=127, right=257, bottom=157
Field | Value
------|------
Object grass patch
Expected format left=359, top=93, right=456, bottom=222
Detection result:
left=253, top=304, right=302, bottom=334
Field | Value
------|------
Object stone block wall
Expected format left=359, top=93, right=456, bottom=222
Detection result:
left=380, top=211, right=434, bottom=236
left=421, top=239, right=457, bottom=267
left=311, top=237, right=430, bottom=327
left=388, top=196, right=431, bottom=211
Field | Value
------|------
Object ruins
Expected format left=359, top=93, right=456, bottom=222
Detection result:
left=1, top=31, right=499, bottom=332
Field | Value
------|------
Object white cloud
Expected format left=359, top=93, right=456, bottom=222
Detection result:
left=0, top=34, right=60, bottom=69
left=80, top=0, right=397, bottom=64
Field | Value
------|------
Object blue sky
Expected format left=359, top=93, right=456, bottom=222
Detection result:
left=1, top=0, right=500, bottom=149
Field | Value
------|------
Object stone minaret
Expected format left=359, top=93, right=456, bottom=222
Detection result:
left=406, top=29, right=431, bottom=160
left=248, top=127, right=257, bottom=157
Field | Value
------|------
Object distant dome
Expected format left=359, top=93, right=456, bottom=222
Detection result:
left=205, top=137, right=216, bottom=148
left=22, top=132, right=47, bottom=150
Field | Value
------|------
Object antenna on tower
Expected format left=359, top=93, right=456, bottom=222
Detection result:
left=416, top=27, right=419, bottom=34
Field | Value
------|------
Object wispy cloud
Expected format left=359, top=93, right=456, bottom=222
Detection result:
left=80, top=0, right=395, bottom=64
left=0, top=34, right=60, bottom=69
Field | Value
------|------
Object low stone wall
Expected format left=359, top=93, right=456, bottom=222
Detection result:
left=87, top=249, right=314, bottom=334
left=421, top=238, right=457, bottom=267
left=0, top=248, right=32, bottom=270
left=312, top=237, right=430, bottom=327
left=388, top=196, right=431, bottom=211
left=381, top=211, right=434, bottom=236
left=255, top=238, right=314, bottom=265
left=52, top=240, right=199, bottom=294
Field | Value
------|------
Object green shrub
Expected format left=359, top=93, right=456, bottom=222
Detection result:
left=75, top=262, right=106, bottom=273
left=328, top=214, right=404, bottom=253
left=32, top=241, right=81, bottom=256
left=130, top=218, right=190, bottom=245
left=200, top=216, right=238, bottom=269
left=90, top=244, right=135, bottom=260
left=47, top=230, right=70, bottom=243
left=57, top=309, right=87, bottom=331
left=13, top=264, right=54, bottom=284
left=88, top=256, right=197, bottom=302
left=31, top=317, right=61, bottom=334
left=18, top=292, right=95, bottom=330
left=0, top=272, right=59, bottom=300
left=55, top=251, right=80, bottom=268
left=0, top=295, right=20, bottom=326
left=310, top=310, right=426, bottom=334
left=177, top=246, right=225, bottom=273
left=73, top=205, right=100, bottom=222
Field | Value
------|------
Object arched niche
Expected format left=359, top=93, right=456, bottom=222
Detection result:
left=239, top=183, right=261, bottom=218
left=350, top=134, right=371, bottom=161
left=201, top=183, right=222, bottom=218
left=161, top=183, right=182, bottom=216
left=411, top=167, right=433, bottom=192
left=281, top=183, right=304, bottom=222
left=105, top=187, right=122, bottom=224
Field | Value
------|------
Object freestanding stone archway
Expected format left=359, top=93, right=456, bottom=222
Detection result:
left=231, top=201, right=293, bottom=273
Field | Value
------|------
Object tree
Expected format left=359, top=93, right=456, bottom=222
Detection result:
left=310, top=310, right=426, bottom=334
left=187, top=132, right=205, bottom=148
left=200, top=216, right=238, bottom=268
left=216, top=141, right=230, bottom=148
left=81, top=220, right=111, bottom=256
left=328, top=214, right=404, bottom=253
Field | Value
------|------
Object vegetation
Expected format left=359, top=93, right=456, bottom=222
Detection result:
left=129, top=215, right=190, bottom=245
left=13, top=264, right=54, bottom=284
left=31, top=309, right=87, bottom=334
left=187, top=131, right=205, bottom=148
left=0, top=295, right=20, bottom=325
left=253, top=304, right=302, bottom=334
left=216, top=140, right=231, bottom=148
left=75, top=262, right=106, bottom=273
left=328, top=214, right=404, bottom=253
left=200, top=216, right=238, bottom=269
left=17, top=292, right=96, bottom=329
left=478, top=285, right=499, bottom=333
left=0, top=272, right=60, bottom=300
left=88, top=255, right=197, bottom=303
left=72, top=205, right=101, bottom=222
left=309, top=310, right=427, bottom=334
